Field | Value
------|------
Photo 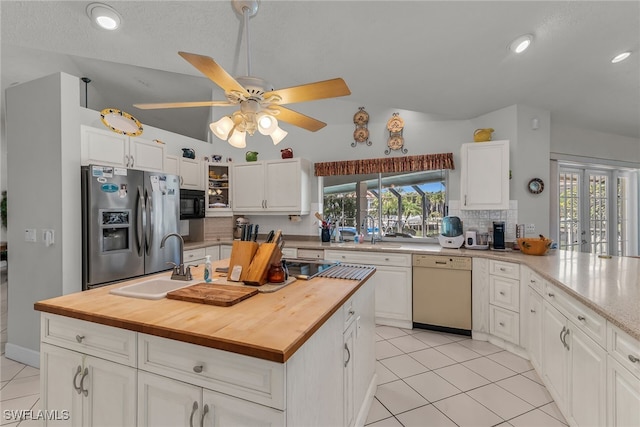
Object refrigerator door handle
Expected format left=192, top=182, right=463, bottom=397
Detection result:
left=136, top=185, right=145, bottom=257
left=144, top=188, right=153, bottom=256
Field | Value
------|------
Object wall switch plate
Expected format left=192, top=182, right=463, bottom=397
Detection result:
left=24, top=228, right=37, bottom=242
left=525, top=224, right=536, bottom=233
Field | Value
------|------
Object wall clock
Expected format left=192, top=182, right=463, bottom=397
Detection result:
left=527, top=178, right=544, bottom=194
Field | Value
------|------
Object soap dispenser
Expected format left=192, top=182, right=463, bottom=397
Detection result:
left=204, top=255, right=213, bottom=283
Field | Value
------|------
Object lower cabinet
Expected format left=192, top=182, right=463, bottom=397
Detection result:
left=527, top=286, right=543, bottom=371
left=324, top=250, right=412, bottom=328
left=138, top=371, right=283, bottom=427
left=40, top=343, right=137, bottom=427
left=542, top=300, right=607, bottom=426
left=607, top=355, right=640, bottom=427
left=343, top=321, right=356, bottom=427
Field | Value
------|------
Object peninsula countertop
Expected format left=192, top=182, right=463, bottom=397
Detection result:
left=34, top=262, right=375, bottom=363
left=187, top=239, right=640, bottom=340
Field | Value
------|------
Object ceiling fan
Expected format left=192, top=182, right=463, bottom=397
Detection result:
left=133, top=0, right=351, bottom=147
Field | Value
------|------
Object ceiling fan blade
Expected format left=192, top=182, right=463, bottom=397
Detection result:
left=134, top=101, right=234, bottom=110
left=264, top=78, right=351, bottom=104
left=178, top=51, right=249, bottom=97
left=271, top=106, right=326, bottom=132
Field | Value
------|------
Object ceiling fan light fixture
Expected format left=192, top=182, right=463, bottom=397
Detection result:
left=270, top=126, right=288, bottom=146
left=611, top=51, right=631, bottom=63
left=86, top=3, right=122, bottom=30
left=509, top=34, right=533, bottom=54
left=257, top=113, right=278, bottom=136
left=228, top=129, right=247, bottom=148
left=210, top=116, right=234, bottom=140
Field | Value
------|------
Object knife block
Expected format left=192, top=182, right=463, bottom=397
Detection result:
left=243, top=242, right=282, bottom=286
left=228, top=241, right=259, bottom=282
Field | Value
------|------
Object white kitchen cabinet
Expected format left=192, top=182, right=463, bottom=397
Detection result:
left=480, top=260, right=521, bottom=346
left=343, top=321, right=356, bottom=427
left=184, top=247, right=206, bottom=267
left=206, top=162, right=232, bottom=217
left=607, top=355, right=640, bottom=427
left=232, top=158, right=310, bottom=214
left=542, top=298, right=607, bottom=427
left=41, top=343, right=137, bottom=427
left=138, top=370, right=203, bottom=427
left=471, top=257, right=490, bottom=334
left=81, top=125, right=164, bottom=171
left=324, top=250, right=412, bottom=328
left=180, top=157, right=204, bottom=190
left=203, top=388, right=285, bottom=427
left=527, top=286, right=543, bottom=371
left=205, top=245, right=220, bottom=261
left=460, top=140, right=509, bottom=210
left=220, top=244, right=232, bottom=259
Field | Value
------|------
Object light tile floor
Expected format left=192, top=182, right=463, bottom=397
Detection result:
left=367, top=325, right=568, bottom=427
left=0, top=326, right=568, bottom=427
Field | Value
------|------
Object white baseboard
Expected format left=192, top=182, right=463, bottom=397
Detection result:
left=4, top=342, right=40, bottom=368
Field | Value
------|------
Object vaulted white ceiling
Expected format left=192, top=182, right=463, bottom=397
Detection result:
left=2, top=1, right=638, bottom=141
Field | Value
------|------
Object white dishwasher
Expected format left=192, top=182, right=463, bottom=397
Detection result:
left=412, top=254, right=472, bottom=335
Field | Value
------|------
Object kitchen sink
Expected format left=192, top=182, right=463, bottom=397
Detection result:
left=109, top=278, right=200, bottom=300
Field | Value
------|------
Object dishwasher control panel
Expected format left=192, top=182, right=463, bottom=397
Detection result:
left=412, top=254, right=472, bottom=270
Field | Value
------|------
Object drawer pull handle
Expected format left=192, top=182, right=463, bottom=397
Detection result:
left=499, top=267, right=507, bottom=271
left=189, top=401, right=198, bottom=427
left=530, top=309, right=536, bottom=313
left=499, top=291, right=505, bottom=296
left=385, top=258, right=390, bottom=261
left=530, top=279, right=536, bottom=283
left=193, top=365, right=203, bottom=373
left=548, top=292, right=555, bottom=297
left=629, top=355, right=640, bottom=363
left=73, top=365, right=83, bottom=394
left=348, top=309, right=355, bottom=317
left=499, top=322, right=505, bottom=327
left=577, top=315, right=586, bottom=321
left=76, top=335, right=85, bottom=343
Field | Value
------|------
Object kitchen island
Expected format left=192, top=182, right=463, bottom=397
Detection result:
left=34, top=262, right=377, bottom=427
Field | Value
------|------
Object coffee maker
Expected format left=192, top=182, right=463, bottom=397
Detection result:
left=492, top=221, right=506, bottom=250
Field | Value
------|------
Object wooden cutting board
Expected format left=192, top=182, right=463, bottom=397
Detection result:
left=166, top=283, right=258, bottom=307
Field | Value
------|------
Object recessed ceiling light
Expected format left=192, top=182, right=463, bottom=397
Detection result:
left=611, top=51, right=631, bottom=64
left=86, top=3, right=122, bottom=30
left=509, top=34, right=533, bottom=54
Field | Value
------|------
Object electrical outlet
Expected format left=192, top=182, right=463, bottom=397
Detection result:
left=525, top=224, right=535, bottom=233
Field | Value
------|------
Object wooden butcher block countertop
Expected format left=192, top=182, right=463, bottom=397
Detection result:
left=34, top=261, right=375, bottom=363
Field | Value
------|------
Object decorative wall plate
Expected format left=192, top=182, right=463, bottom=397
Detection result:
left=527, top=178, right=544, bottom=194
left=352, top=106, right=372, bottom=147
left=386, top=114, right=405, bottom=133
left=385, top=112, right=408, bottom=155
left=353, top=127, right=369, bottom=143
left=353, top=109, right=369, bottom=126
left=100, top=108, right=144, bottom=136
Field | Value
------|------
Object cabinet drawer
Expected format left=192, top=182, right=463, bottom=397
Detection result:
left=608, top=323, right=640, bottom=378
left=489, top=305, right=520, bottom=345
left=296, top=248, right=324, bottom=259
left=41, top=313, right=136, bottom=367
left=281, top=247, right=297, bottom=258
left=138, top=333, right=285, bottom=410
left=184, top=248, right=206, bottom=261
left=324, top=250, right=411, bottom=267
left=343, top=297, right=356, bottom=331
left=524, top=268, right=544, bottom=295
left=489, top=260, right=520, bottom=279
left=543, top=282, right=607, bottom=347
left=489, top=275, right=520, bottom=312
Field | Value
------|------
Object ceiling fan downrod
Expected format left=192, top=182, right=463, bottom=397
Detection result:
left=233, top=0, right=259, bottom=77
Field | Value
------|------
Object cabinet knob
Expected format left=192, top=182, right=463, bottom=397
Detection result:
left=193, top=365, right=203, bottom=373
left=577, top=315, right=586, bottom=321
left=499, top=291, right=505, bottom=296
left=75, top=335, right=85, bottom=343
left=530, top=279, right=536, bottom=283
left=530, top=309, right=536, bottom=313
left=548, top=292, right=555, bottom=297
left=499, top=267, right=507, bottom=272
left=629, top=355, right=640, bottom=363
left=499, top=322, right=505, bottom=327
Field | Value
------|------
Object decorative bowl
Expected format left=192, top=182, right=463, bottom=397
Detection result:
left=517, top=237, right=553, bottom=256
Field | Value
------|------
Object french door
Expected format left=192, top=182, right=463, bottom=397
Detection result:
left=558, top=165, right=637, bottom=256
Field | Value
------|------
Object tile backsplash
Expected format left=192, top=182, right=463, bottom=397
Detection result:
left=448, top=200, right=519, bottom=242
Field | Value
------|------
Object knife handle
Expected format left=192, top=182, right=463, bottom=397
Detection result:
left=253, top=225, right=259, bottom=242
left=266, top=230, right=275, bottom=243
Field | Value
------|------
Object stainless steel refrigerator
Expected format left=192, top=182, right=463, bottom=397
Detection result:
left=81, top=165, right=181, bottom=289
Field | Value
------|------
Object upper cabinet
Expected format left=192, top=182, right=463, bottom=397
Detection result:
left=460, top=140, right=509, bottom=210
left=81, top=125, right=164, bottom=172
left=164, top=155, right=204, bottom=190
left=206, top=162, right=232, bottom=217
left=231, top=158, right=310, bottom=215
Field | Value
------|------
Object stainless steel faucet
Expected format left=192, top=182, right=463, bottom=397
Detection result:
left=363, top=215, right=381, bottom=244
left=160, top=232, right=192, bottom=280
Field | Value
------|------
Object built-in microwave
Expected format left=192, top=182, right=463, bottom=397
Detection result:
left=180, top=189, right=205, bottom=219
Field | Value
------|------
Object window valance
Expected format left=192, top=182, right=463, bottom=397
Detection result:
left=314, top=153, right=454, bottom=177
